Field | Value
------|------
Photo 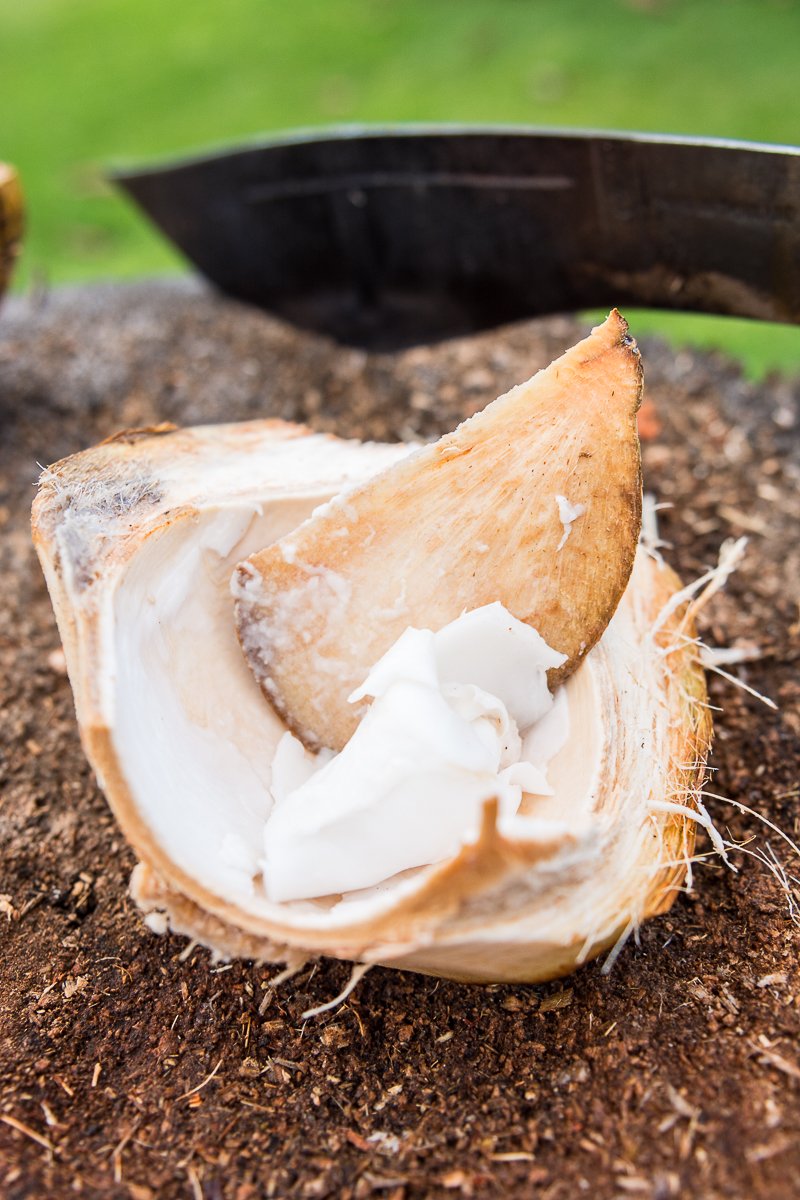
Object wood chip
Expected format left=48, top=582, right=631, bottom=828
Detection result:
left=176, top=1056, right=224, bottom=1100
left=540, top=989, right=573, bottom=1013
left=0, top=1114, right=56, bottom=1155
left=756, top=973, right=788, bottom=988
left=750, top=1043, right=800, bottom=1081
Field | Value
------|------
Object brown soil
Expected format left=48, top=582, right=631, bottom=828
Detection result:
left=1, top=280, right=799, bottom=1200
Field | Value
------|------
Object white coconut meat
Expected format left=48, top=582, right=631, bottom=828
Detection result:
left=33, top=418, right=711, bottom=983
left=260, top=605, right=569, bottom=903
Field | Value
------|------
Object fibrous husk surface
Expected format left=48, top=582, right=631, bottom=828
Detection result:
left=235, top=310, right=642, bottom=751
left=2, top=281, right=800, bottom=1200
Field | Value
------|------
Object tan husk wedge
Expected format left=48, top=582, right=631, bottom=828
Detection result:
left=234, top=309, right=643, bottom=752
left=32, top=316, right=713, bottom=986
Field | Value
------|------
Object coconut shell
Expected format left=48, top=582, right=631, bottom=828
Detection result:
left=33, top=417, right=711, bottom=986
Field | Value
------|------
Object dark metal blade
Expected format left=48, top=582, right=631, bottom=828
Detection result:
left=112, top=126, right=800, bottom=349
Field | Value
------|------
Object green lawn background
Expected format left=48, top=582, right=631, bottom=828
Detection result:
left=3, top=0, right=800, bottom=377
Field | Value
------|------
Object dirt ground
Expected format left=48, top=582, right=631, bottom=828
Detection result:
left=1, top=280, right=799, bottom=1200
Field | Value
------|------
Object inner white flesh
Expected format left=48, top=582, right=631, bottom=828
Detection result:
left=90, top=444, right=603, bottom=930
left=109, top=496, right=599, bottom=926
left=261, top=605, right=569, bottom=902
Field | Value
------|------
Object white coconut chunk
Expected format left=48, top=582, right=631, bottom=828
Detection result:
left=500, top=760, right=553, bottom=797
left=261, top=678, right=521, bottom=903
left=269, top=732, right=330, bottom=806
left=261, top=607, right=566, bottom=904
left=521, top=685, right=570, bottom=768
left=432, top=603, right=566, bottom=729
left=442, top=683, right=522, bottom=768
left=348, top=626, right=439, bottom=701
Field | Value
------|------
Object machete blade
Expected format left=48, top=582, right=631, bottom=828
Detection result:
left=113, top=126, right=800, bottom=349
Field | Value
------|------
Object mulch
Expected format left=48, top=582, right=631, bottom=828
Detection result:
left=1, top=280, right=799, bottom=1200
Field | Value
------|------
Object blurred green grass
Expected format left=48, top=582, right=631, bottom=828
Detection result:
left=3, top=0, right=800, bottom=377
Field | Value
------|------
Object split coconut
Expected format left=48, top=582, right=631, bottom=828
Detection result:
left=32, top=312, right=712, bottom=984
